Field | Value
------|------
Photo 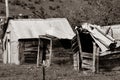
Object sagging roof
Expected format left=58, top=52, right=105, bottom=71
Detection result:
left=102, top=24, right=120, bottom=41
left=81, top=23, right=117, bottom=52
left=6, top=18, right=75, bottom=39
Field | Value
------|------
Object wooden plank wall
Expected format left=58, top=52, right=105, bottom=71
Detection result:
left=72, top=28, right=100, bottom=73
left=19, top=39, right=38, bottom=64
left=72, top=27, right=120, bottom=72
left=72, top=28, right=82, bottom=71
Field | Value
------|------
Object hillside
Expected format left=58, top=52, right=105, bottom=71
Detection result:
left=0, top=0, right=120, bottom=27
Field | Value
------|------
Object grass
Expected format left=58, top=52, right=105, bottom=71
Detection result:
left=0, top=63, right=120, bottom=80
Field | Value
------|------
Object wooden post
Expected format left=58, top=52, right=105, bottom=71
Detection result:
left=96, top=47, right=100, bottom=73
left=7, top=32, right=11, bottom=64
left=37, top=38, right=40, bottom=67
left=19, top=41, right=24, bottom=64
left=111, top=28, right=113, bottom=38
left=42, top=65, right=45, bottom=80
left=76, top=28, right=82, bottom=71
left=73, top=53, right=77, bottom=70
left=48, top=39, right=52, bottom=67
left=92, top=42, right=100, bottom=73
left=92, top=42, right=96, bottom=72
left=5, top=0, right=9, bottom=18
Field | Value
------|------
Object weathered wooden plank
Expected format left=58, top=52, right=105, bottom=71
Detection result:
left=72, top=35, right=77, bottom=43
left=100, top=54, right=120, bottom=60
left=96, top=47, right=100, bottom=73
left=71, top=41, right=78, bottom=49
left=82, top=56, right=93, bottom=59
left=82, top=63, right=93, bottom=70
left=82, top=52, right=93, bottom=59
left=39, top=35, right=51, bottom=40
left=19, top=41, right=25, bottom=64
left=82, top=59, right=93, bottom=66
left=100, top=50, right=120, bottom=56
left=24, top=50, right=38, bottom=52
left=72, top=46, right=79, bottom=53
left=92, top=42, right=96, bottom=72
left=25, top=58, right=36, bottom=60
left=73, top=52, right=80, bottom=70
left=37, top=38, right=40, bottom=67
left=92, top=43, right=100, bottom=73
left=48, top=39, right=52, bottom=67
left=76, top=29, right=82, bottom=71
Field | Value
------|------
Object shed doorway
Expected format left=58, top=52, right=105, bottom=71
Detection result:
left=37, top=36, right=52, bottom=67
left=19, top=37, right=52, bottom=66
left=19, top=38, right=38, bottom=64
left=79, top=32, right=94, bottom=53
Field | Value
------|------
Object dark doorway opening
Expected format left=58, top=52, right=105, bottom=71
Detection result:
left=79, top=33, right=93, bottom=53
left=19, top=38, right=38, bottom=64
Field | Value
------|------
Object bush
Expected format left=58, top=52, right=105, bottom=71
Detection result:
left=27, top=4, right=36, bottom=10
left=49, top=6, right=56, bottom=10
left=34, top=0, right=41, bottom=4
left=20, top=2, right=27, bottom=8
left=49, top=0, right=54, bottom=2
left=0, top=10, right=5, bottom=14
left=28, top=0, right=32, bottom=2
left=11, top=0, right=21, bottom=5
left=0, top=0, right=3, bottom=3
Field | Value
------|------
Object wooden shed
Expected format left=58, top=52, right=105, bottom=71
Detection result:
left=2, top=18, right=75, bottom=65
left=72, top=23, right=120, bottom=72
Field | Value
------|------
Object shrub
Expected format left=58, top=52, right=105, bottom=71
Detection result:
left=20, top=2, right=27, bottom=8
left=0, top=0, right=2, bottom=2
left=49, top=6, right=56, bottom=10
left=27, top=4, right=36, bottom=10
left=28, top=0, right=32, bottom=2
left=0, top=10, right=5, bottom=14
left=49, top=0, right=54, bottom=2
left=12, top=0, right=21, bottom=5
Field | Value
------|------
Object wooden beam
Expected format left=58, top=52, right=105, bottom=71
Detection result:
left=37, top=38, right=40, bottom=67
left=75, top=28, right=82, bottom=71
left=5, top=0, right=9, bottom=18
left=48, top=39, right=52, bottom=67
left=39, top=35, right=51, bottom=40
left=82, top=52, right=93, bottom=59
left=82, top=63, right=93, bottom=70
left=96, top=47, right=100, bottom=73
left=42, top=65, right=45, bottom=80
left=92, top=42, right=96, bottom=72
left=71, top=41, right=78, bottom=49
left=73, top=52, right=80, bottom=70
left=72, top=46, right=79, bottom=53
left=82, top=59, right=93, bottom=66
left=19, top=42, right=25, bottom=64
left=92, top=42, right=100, bottom=73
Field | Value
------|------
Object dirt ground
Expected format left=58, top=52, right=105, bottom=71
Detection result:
left=0, top=63, right=120, bottom=80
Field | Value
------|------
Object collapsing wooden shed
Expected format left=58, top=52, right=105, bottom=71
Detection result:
left=2, top=18, right=75, bottom=65
left=72, top=23, right=120, bottom=72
